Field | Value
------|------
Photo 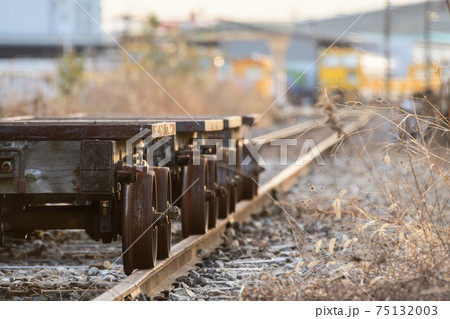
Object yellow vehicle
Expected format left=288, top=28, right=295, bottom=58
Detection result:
left=318, top=47, right=386, bottom=100
left=231, top=57, right=273, bottom=97
left=318, top=47, right=441, bottom=101
left=406, top=64, right=441, bottom=93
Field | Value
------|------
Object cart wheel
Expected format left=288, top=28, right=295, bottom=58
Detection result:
left=229, top=181, right=238, bottom=213
left=226, top=147, right=238, bottom=213
left=152, top=167, right=172, bottom=259
left=240, top=174, right=258, bottom=199
left=218, top=147, right=238, bottom=214
left=240, top=140, right=259, bottom=199
left=236, top=140, right=244, bottom=201
left=218, top=191, right=230, bottom=219
left=181, top=157, right=208, bottom=237
left=121, top=170, right=158, bottom=275
left=218, top=148, right=230, bottom=219
left=205, top=155, right=219, bottom=229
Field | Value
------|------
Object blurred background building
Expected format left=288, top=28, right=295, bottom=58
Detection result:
left=0, top=0, right=106, bottom=57
left=181, top=0, right=449, bottom=105
left=306, top=0, right=450, bottom=101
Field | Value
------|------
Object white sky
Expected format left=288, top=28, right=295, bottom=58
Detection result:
left=101, top=0, right=427, bottom=23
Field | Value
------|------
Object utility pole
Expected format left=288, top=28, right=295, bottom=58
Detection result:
left=424, top=0, right=432, bottom=89
left=384, top=0, right=391, bottom=101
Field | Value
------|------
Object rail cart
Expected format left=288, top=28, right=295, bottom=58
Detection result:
left=0, top=118, right=179, bottom=274
left=0, top=115, right=263, bottom=275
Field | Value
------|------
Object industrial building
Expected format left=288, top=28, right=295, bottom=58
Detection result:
left=0, top=0, right=106, bottom=57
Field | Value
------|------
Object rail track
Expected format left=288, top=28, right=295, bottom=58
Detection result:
left=94, top=112, right=372, bottom=301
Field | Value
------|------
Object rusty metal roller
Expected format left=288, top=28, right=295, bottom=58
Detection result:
left=236, top=139, right=244, bottom=201
left=217, top=148, right=230, bottom=219
left=180, top=156, right=209, bottom=238
left=151, top=166, right=174, bottom=260
left=240, top=140, right=263, bottom=200
left=204, top=154, right=219, bottom=229
left=121, top=170, right=158, bottom=275
left=221, top=147, right=238, bottom=213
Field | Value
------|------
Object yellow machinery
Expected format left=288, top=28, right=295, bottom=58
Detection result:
left=231, top=57, right=273, bottom=97
left=318, top=48, right=363, bottom=90
left=406, top=64, right=442, bottom=93
left=318, top=47, right=442, bottom=101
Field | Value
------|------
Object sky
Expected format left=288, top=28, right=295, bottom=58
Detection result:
left=101, top=0, right=428, bottom=23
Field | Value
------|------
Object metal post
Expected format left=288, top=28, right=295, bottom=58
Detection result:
left=384, top=0, right=391, bottom=100
left=424, top=0, right=432, bottom=89
left=268, top=35, right=290, bottom=106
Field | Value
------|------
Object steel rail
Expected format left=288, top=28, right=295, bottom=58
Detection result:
left=249, top=109, right=357, bottom=144
left=94, top=113, right=372, bottom=301
left=250, top=117, right=328, bottom=144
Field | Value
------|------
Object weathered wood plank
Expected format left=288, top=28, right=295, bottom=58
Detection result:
left=0, top=141, right=80, bottom=194
left=0, top=120, right=176, bottom=140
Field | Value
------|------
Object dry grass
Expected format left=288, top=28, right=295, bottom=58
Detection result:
left=60, top=71, right=273, bottom=118
left=0, top=70, right=274, bottom=121
left=0, top=51, right=274, bottom=124
left=240, top=96, right=449, bottom=301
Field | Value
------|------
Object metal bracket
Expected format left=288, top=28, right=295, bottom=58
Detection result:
left=0, top=146, right=25, bottom=193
